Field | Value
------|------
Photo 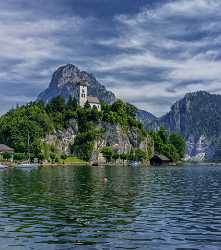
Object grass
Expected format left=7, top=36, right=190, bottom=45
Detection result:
left=63, top=156, right=86, bottom=164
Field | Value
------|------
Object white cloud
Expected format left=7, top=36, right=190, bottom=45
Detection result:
left=92, top=0, right=221, bottom=115
left=169, top=58, right=221, bottom=82
left=1, top=0, right=221, bottom=115
left=0, top=4, right=96, bottom=113
left=0, top=4, right=93, bottom=83
left=93, top=51, right=176, bottom=71
left=158, top=0, right=221, bottom=18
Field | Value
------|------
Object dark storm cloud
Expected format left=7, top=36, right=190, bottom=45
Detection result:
left=4, top=0, right=168, bottom=18
left=95, top=67, right=171, bottom=88
left=1, top=0, right=221, bottom=116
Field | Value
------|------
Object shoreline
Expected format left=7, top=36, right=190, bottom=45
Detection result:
left=1, top=161, right=221, bottom=169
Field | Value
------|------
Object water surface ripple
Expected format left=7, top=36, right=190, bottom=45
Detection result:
left=0, top=165, right=220, bottom=249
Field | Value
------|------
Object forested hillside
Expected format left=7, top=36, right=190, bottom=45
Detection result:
left=0, top=97, right=185, bottom=163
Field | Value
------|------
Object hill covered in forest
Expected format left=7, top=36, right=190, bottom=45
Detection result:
left=0, top=97, right=184, bottom=164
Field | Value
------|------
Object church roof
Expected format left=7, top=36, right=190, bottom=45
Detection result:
left=152, top=154, right=170, bottom=161
left=78, top=79, right=88, bottom=86
left=87, top=96, right=100, bottom=104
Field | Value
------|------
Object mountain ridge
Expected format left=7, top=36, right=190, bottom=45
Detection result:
left=37, top=64, right=116, bottom=105
left=146, top=91, right=221, bottom=161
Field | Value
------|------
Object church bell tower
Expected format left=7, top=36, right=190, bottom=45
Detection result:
left=78, top=78, right=88, bottom=107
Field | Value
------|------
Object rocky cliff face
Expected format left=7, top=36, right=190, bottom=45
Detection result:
left=45, top=120, right=153, bottom=162
left=98, top=122, right=152, bottom=152
left=146, top=91, right=221, bottom=161
left=44, top=120, right=78, bottom=154
left=37, top=64, right=116, bottom=104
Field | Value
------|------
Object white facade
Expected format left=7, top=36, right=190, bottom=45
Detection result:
left=89, top=102, right=101, bottom=111
left=79, top=85, right=88, bottom=107
left=78, top=81, right=101, bottom=111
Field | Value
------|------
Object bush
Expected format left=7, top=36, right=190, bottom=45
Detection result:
left=112, top=152, right=120, bottom=162
left=120, top=153, right=127, bottom=161
left=14, top=153, right=28, bottom=161
left=135, top=149, right=147, bottom=161
left=50, top=153, right=56, bottom=163
left=61, top=154, right=67, bottom=160
left=2, top=152, right=12, bottom=160
left=101, top=147, right=114, bottom=162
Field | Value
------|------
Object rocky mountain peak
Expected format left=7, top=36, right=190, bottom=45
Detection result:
left=182, top=91, right=212, bottom=101
left=37, top=64, right=116, bottom=104
left=49, top=64, right=90, bottom=88
left=147, top=91, right=221, bottom=160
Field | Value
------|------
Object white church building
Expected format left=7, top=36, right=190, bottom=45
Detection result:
left=77, top=78, right=101, bottom=111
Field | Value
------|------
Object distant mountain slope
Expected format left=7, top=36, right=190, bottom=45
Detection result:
left=37, top=64, right=116, bottom=104
left=136, top=109, right=157, bottom=127
left=146, top=91, right=221, bottom=160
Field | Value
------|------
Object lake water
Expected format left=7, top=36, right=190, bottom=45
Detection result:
left=0, top=165, right=220, bottom=250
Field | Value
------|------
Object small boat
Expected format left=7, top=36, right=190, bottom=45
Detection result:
left=15, top=133, right=39, bottom=169
left=0, top=164, right=8, bottom=169
left=15, top=163, right=39, bottom=169
left=128, top=161, right=140, bottom=167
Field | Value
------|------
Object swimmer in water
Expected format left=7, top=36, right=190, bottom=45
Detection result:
left=102, top=177, right=108, bottom=183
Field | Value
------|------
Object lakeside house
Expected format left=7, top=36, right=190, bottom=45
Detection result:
left=0, top=144, right=14, bottom=153
left=0, top=144, right=14, bottom=162
left=150, top=154, right=171, bottom=166
left=77, top=78, right=101, bottom=111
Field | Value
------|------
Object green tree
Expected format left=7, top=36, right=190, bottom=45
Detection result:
left=46, top=96, right=65, bottom=113
left=2, top=152, right=12, bottom=160
left=111, top=100, right=125, bottom=114
left=102, top=111, right=118, bottom=124
left=14, top=153, right=27, bottom=161
left=0, top=102, right=53, bottom=153
left=50, top=152, right=56, bottom=163
left=125, top=103, right=137, bottom=118
left=162, top=144, right=180, bottom=162
left=66, top=96, right=78, bottom=110
left=169, top=133, right=186, bottom=158
left=158, top=127, right=168, bottom=144
left=120, top=152, right=127, bottom=165
left=101, top=147, right=114, bottom=162
left=90, top=106, right=101, bottom=123
left=112, top=152, right=120, bottom=163
left=128, top=149, right=135, bottom=161
left=71, top=130, right=96, bottom=161
left=100, top=100, right=111, bottom=112
left=150, top=128, right=185, bottom=162
left=135, top=149, right=147, bottom=161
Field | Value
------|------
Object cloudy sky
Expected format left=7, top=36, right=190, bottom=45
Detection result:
left=0, top=0, right=221, bottom=116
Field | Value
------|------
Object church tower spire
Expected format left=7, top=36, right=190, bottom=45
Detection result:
left=77, top=77, right=88, bottom=107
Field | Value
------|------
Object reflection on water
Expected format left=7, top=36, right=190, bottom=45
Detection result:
left=0, top=165, right=220, bottom=249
